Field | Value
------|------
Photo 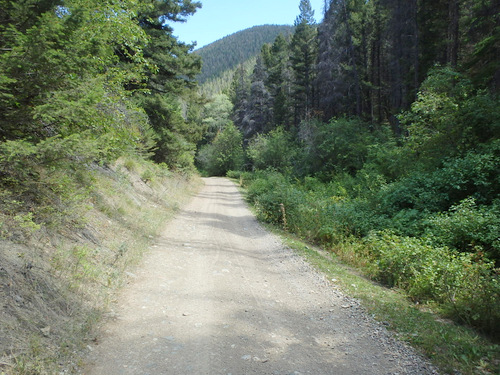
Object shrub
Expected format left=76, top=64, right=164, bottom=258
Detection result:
left=196, top=123, right=244, bottom=176
left=226, top=170, right=242, bottom=179
left=425, top=198, right=500, bottom=263
left=364, top=231, right=500, bottom=335
left=242, top=170, right=500, bottom=335
left=0, top=135, right=102, bottom=231
left=247, top=127, right=297, bottom=173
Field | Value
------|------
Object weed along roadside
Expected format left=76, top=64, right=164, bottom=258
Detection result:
left=0, top=157, right=202, bottom=374
left=232, top=173, right=500, bottom=375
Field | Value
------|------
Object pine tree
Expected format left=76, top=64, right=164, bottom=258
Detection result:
left=133, top=0, right=204, bottom=167
left=230, top=64, right=250, bottom=134
left=290, top=0, right=318, bottom=125
left=0, top=0, right=150, bottom=142
left=246, top=55, right=273, bottom=137
left=316, top=0, right=364, bottom=119
left=261, top=34, right=294, bottom=128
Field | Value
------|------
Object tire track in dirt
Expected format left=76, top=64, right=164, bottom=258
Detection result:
left=83, top=177, right=437, bottom=375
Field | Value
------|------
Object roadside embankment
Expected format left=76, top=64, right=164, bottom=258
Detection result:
left=0, top=157, right=201, bottom=374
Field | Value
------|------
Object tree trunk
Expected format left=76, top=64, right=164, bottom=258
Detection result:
left=342, top=0, right=362, bottom=116
left=447, top=0, right=460, bottom=67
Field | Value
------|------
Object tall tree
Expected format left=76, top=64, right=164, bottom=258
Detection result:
left=316, top=0, right=364, bottom=119
left=245, top=55, right=273, bottom=137
left=290, top=0, right=318, bottom=125
left=262, top=34, right=294, bottom=128
left=461, top=0, right=500, bottom=89
left=230, top=64, right=250, bottom=134
left=133, top=0, right=204, bottom=167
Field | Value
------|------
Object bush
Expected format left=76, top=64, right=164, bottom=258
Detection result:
left=196, top=123, right=244, bottom=176
left=425, top=198, right=500, bottom=263
left=226, top=170, right=243, bottom=179
left=242, top=170, right=500, bottom=336
left=0, top=135, right=105, bottom=232
left=364, top=231, right=500, bottom=335
left=247, top=127, right=297, bottom=173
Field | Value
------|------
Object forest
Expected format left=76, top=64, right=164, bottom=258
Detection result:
left=195, top=24, right=293, bottom=84
left=0, top=0, right=499, bottom=372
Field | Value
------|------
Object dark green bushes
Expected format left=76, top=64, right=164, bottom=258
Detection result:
left=241, top=170, right=499, bottom=336
left=424, top=198, right=500, bottom=262
left=233, top=67, right=500, bottom=337
left=196, top=123, right=244, bottom=176
left=364, top=232, right=499, bottom=334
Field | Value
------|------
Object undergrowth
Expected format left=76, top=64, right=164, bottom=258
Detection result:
left=237, top=172, right=500, bottom=374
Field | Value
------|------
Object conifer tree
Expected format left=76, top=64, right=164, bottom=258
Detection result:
left=230, top=64, right=250, bottom=134
left=262, top=34, right=294, bottom=128
left=245, top=55, right=273, bottom=137
left=290, top=0, right=318, bottom=126
left=134, top=0, right=204, bottom=167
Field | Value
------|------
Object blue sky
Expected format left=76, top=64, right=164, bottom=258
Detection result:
left=171, top=0, right=327, bottom=49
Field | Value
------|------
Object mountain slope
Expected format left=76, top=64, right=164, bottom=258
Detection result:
left=195, top=24, right=293, bottom=84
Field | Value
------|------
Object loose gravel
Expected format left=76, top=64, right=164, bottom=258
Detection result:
left=83, top=177, right=438, bottom=375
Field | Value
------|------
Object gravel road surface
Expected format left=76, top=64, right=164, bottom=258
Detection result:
left=83, top=177, right=437, bottom=375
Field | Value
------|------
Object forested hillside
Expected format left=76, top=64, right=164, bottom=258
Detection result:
left=197, top=2, right=500, bottom=371
left=199, top=57, right=257, bottom=98
left=195, top=25, right=293, bottom=84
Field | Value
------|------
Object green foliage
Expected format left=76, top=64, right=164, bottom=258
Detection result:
left=241, top=169, right=500, bottom=337
left=295, top=118, right=391, bottom=178
left=399, top=67, right=500, bottom=166
left=376, top=142, right=500, bottom=232
left=290, top=2, right=318, bottom=124
left=0, top=0, right=150, bottom=142
left=132, top=0, right=203, bottom=170
left=0, top=135, right=102, bottom=231
left=247, top=128, right=297, bottom=172
left=201, top=94, right=233, bottom=144
left=364, top=232, right=499, bottom=335
left=139, top=94, right=200, bottom=170
left=196, top=123, right=244, bottom=176
left=425, top=198, right=500, bottom=262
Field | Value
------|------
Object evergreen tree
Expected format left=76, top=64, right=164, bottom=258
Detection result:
left=316, top=0, right=364, bottom=119
left=381, top=0, right=419, bottom=121
left=290, top=0, right=318, bottom=125
left=461, top=0, right=500, bottom=89
left=230, top=64, right=251, bottom=135
left=0, top=0, right=150, bottom=143
left=245, top=55, right=273, bottom=137
left=262, top=34, right=294, bottom=128
left=133, top=0, right=204, bottom=168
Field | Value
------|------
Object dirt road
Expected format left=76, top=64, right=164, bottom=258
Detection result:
left=84, top=177, right=436, bottom=374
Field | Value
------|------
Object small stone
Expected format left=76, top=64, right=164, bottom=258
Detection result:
left=41, top=326, right=51, bottom=337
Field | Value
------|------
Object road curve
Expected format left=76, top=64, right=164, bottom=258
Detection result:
left=83, top=177, right=436, bottom=375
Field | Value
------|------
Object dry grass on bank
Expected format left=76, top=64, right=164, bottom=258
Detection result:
left=0, top=158, right=202, bottom=374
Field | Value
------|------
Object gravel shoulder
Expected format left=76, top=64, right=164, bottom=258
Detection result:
left=83, top=177, right=437, bottom=374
